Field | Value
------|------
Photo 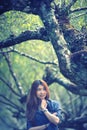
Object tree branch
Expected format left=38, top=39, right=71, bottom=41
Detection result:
left=0, top=99, right=24, bottom=113
left=43, top=67, right=87, bottom=96
left=2, top=52, right=23, bottom=95
left=0, top=76, right=21, bottom=97
left=66, top=0, right=78, bottom=10
left=6, top=107, right=25, bottom=118
left=59, top=116, right=87, bottom=128
left=55, top=77, right=87, bottom=96
left=0, top=94, right=25, bottom=119
left=0, top=94, right=23, bottom=111
left=70, top=12, right=87, bottom=19
left=0, top=116, right=26, bottom=130
left=10, top=49, right=57, bottom=65
left=0, top=28, right=49, bottom=49
left=66, top=91, right=76, bottom=117
left=0, top=116, right=15, bottom=129
left=0, top=100, right=18, bottom=110
left=70, top=7, right=87, bottom=13
left=0, top=49, right=57, bottom=65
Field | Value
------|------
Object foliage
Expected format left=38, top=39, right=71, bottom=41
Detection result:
left=0, top=0, right=87, bottom=130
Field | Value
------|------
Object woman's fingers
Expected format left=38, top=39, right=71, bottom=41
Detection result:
left=41, top=99, right=47, bottom=109
left=53, top=112, right=57, bottom=115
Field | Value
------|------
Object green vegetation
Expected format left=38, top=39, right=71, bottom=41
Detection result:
left=0, top=0, right=87, bottom=130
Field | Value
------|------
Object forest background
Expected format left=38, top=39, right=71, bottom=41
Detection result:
left=0, top=0, right=87, bottom=130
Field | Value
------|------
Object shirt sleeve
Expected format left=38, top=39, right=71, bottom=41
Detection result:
left=52, top=101, right=64, bottom=122
left=27, top=120, right=32, bottom=130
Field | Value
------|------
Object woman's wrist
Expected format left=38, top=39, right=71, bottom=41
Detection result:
left=45, top=124, right=47, bottom=128
left=41, top=108, right=48, bottom=113
left=45, top=123, right=49, bottom=128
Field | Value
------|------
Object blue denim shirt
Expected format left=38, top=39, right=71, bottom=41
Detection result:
left=27, top=99, right=63, bottom=130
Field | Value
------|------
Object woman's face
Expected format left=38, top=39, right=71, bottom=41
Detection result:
left=36, top=85, right=47, bottom=100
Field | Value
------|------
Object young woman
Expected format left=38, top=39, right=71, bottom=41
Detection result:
left=26, top=80, right=63, bottom=130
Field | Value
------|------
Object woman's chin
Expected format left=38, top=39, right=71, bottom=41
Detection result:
left=40, top=97, right=45, bottom=100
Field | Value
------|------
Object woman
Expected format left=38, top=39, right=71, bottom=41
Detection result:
left=26, top=80, right=63, bottom=130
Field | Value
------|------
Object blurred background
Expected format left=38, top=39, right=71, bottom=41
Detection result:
left=0, top=0, right=87, bottom=130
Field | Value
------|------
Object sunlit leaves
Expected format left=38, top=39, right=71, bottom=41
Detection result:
left=0, top=11, right=43, bottom=41
left=0, top=10, right=57, bottom=94
left=0, top=1, right=87, bottom=129
left=69, top=0, right=87, bottom=30
left=9, top=40, right=57, bottom=92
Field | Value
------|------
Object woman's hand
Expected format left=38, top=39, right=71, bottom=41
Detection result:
left=41, top=99, right=47, bottom=109
left=53, top=112, right=57, bottom=116
left=45, top=123, right=50, bottom=128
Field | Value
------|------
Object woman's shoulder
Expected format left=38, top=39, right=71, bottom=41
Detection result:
left=47, top=99, right=60, bottom=108
left=47, top=99, right=59, bottom=104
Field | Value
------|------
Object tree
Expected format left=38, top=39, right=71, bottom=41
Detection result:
left=0, top=0, right=87, bottom=130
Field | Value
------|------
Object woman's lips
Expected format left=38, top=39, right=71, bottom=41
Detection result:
left=40, top=95, right=45, bottom=98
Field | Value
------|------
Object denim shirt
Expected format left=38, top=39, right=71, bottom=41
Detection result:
left=27, top=99, right=63, bottom=130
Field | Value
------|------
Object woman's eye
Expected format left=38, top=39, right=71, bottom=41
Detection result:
left=37, top=88, right=41, bottom=91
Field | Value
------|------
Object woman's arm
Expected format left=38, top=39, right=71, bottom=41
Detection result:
left=29, top=123, right=49, bottom=130
left=42, top=109, right=60, bottom=125
left=40, top=99, right=60, bottom=125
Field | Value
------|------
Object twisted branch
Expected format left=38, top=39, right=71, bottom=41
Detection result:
left=66, top=0, right=78, bottom=10
left=2, top=52, right=23, bottom=95
left=0, top=28, right=49, bottom=49
left=0, top=76, right=21, bottom=97
left=0, top=49, right=57, bottom=65
left=70, top=7, right=87, bottom=13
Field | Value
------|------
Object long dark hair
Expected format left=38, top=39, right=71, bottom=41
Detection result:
left=26, top=80, right=50, bottom=121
